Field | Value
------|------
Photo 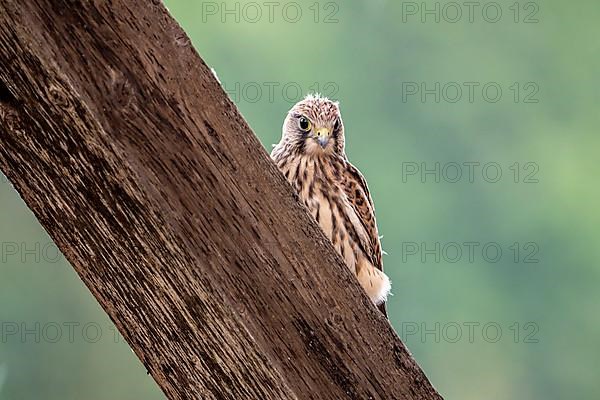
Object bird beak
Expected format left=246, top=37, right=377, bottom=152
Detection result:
left=316, top=127, right=330, bottom=147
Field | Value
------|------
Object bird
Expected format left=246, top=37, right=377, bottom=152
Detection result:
left=271, top=94, right=391, bottom=315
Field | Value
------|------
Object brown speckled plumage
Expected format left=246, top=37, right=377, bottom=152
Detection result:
left=271, top=94, right=390, bottom=314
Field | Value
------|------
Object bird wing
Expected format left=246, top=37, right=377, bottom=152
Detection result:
left=339, top=160, right=383, bottom=270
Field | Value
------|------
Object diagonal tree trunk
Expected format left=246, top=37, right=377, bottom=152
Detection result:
left=0, top=1, right=442, bottom=399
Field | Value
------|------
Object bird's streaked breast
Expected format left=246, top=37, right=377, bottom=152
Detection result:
left=277, top=154, right=369, bottom=275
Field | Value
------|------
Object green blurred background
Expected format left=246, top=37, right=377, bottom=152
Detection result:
left=1, top=0, right=598, bottom=399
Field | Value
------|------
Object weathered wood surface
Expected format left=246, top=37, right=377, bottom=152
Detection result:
left=0, top=1, right=442, bottom=399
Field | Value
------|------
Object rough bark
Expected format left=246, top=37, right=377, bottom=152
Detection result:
left=0, top=1, right=442, bottom=399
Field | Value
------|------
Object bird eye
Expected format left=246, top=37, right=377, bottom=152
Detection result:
left=298, top=116, right=311, bottom=132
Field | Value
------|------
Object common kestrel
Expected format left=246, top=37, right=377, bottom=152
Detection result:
left=271, top=94, right=391, bottom=315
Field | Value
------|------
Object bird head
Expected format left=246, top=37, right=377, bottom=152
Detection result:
left=281, top=94, right=345, bottom=157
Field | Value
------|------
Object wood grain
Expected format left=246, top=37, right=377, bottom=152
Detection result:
left=0, top=1, right=443, bottom=399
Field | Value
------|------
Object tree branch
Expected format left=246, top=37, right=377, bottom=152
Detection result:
left=0, top=1, right=442, bottom=399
